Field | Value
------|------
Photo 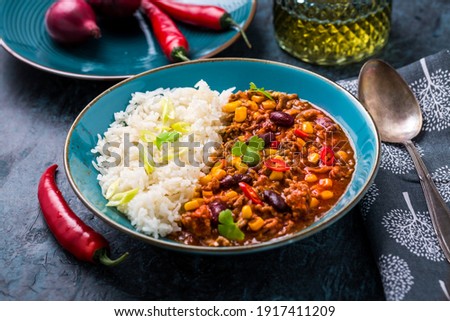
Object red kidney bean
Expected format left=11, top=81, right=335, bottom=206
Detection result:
left=219, top=175, right=236, bottom=189
left=269, top=111, right=294, bottom=127
left=258, top=132, right=276, bottom=147
left=220, top=174, right=252, bottom=189
left=263, top=190, right=289, bottom=212
left=233, top=174, right=252, bottom=185
left=208, top=200, right=228, bottom=226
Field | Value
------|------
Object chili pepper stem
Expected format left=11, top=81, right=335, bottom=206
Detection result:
left=96, top=249, right=129, bottom=266
left=226, top=17, right=252, bottom=49
left=173, top=50, right=190, bottom=62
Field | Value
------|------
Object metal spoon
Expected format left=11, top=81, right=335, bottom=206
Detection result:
left=358, top=59, right=450, bottom=263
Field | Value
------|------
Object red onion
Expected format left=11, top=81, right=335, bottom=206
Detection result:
left=45, top=0, right=101, bottom=44
left=86, top=0, right=141, bottom=18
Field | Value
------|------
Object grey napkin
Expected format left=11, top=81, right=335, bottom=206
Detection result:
left=337, top=50, right=450, bottom=301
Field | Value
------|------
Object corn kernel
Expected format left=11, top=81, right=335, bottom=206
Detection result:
left=265, top=148, right=278, bottom=156
left=296, top=138, right=306, bottom=147
left=261, top=100, right=276, bottom=110
left=184, top=200, right=200, bottom=211
left=213, top=160, right=225, bottom=169
left=253, top=112, right=261, bottom=118
left=195, top=198, right=205, bottom=205
left=246, top=100, right=258, bottom=111
left=273, top=155, right=284, bottom=160
left=225, top=190, right=238, bottom=200
left=336, top=150, right=348, bottom=161
left=236, top=163, right=249, bottom=174
left=202, top=190, right=213, bottom=198
left=222, top=100, right=241, bottom=112
left=308, top=152, right=320, bottom=164
left=319, top=178, right=333, bottom=188
left=232, top=156, right=242, bottom=167
left=302, top=122, right=314, bottom=134
left=248, top=216, right=265, bottom=231
left=234, top=107, right=248, bottom=122
left=320, top=190, right=334, bottom=200
left=269, top=171, right=284, bottom=181
left=251, top=95, right=265, bottom=103
left=199, top=174, right=212, bottom=185
left=305, top=173, right=318, bottom=183
left=310, top=197, right=320, bottom=208
left=242, top=205, right=253, bottom=219
left=212, top=168, right=227, bottom=180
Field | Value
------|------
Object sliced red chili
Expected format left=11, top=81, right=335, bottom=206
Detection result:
left=320, top=146, right=335, bottom=166
left=264, top=158, right=290, bottom=172
left=238, top=182, right=262, bottom=204
left=294, top=128, right=311, bottom=139
left=270, top=140, right=280, bottom=149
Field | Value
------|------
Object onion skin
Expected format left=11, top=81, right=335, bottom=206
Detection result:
left=87, top=0, right=141, bottom=18
left=45, top=0, right=101, bottom=44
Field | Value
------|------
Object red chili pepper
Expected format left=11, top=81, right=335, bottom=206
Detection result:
left=294, top=128, right=311, bottom=139
left=238, top=182, right=262, bottom=204
left=264, top=158, right=290, bottom=172
left=141, top=0, right=189, bottom=62
left=37, top=165, right=128, bottom=266
left=270, top=140, right=280, bottom=149
left=149, top=0, right=252, bottom=48
left=320, top=146, right=335, bottom=166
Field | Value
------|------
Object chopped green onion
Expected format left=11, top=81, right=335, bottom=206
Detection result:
left=142, top=151, right=154, bottom=174
left=171, top=121, right=191, bottom=134
left=155, top=131, right=180, bottom=150
left=218, top=209, right=245, bottom=241
left=105, top=179, right=120, bottom=199
left=106, top=188, right=139, bottom=207
left=139, top=130, right=156, bottom=143
left=160, top=97, right=175, bottom=123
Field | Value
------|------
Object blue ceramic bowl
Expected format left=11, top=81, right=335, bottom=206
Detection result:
left=64, top=58, right=380, bottom=254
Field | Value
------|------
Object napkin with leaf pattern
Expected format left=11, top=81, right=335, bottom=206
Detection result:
left=337, top=49, right=450, bottom=301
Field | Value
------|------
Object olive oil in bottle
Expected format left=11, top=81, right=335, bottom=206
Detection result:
left=273, top=0, right=392, bottom=65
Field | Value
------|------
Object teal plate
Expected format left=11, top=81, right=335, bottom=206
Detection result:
left=65, top=58, right=380, bottom=254
left=0, top=0, right=256, bottom=80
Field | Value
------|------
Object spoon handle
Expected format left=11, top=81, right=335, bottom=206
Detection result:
left=404, top=140, right=450, bottom=263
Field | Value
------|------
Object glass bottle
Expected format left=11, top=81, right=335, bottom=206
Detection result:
left=273, top=0, right=392, bottom=65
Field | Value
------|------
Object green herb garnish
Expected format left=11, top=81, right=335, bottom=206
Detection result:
left=249, top=82, right=274, bottom=101
left=155, top=131, right=180, bottom=150
left=231, top=140, right=247, bottom=157
left=218, top=209, right=245, bottom=241
left=247, top=135, right=265, bottom=150
left=231, top=135, right=265, bottom=166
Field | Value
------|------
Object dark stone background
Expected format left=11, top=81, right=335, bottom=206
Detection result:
left=1, top=0, right=449, bottom=300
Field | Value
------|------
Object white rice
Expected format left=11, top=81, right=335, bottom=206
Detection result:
left=92, top=80, right=233, bottom=238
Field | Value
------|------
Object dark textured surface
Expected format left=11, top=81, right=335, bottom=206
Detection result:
left=1, top=0, right=449, bottom=301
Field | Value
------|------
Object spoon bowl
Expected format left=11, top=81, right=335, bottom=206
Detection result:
left=358, top=59, right=422, bottom=143
left=358, top=59, right=450, bottom=263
